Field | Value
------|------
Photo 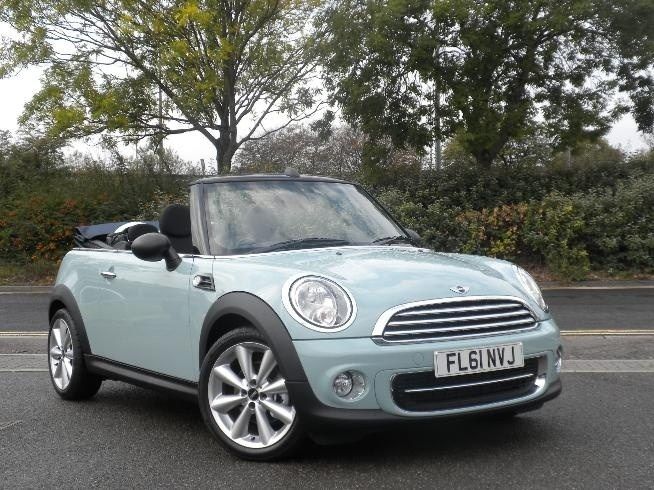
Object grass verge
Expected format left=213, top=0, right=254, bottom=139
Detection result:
left=0, top=261, right=59, bottom=286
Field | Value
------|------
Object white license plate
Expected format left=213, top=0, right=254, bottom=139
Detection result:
left=434, top=343, right=524, bottom=377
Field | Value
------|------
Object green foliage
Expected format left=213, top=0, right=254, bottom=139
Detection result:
left=320, top=0, right=653, bottom=168
left=0, top=134, right=193, bottom=265
left=1, top=0, right=321, bottom=172
left=1, top=130, right=652, bottom=282
left=378, top=154, right=654, bottom=280
left=523, top=194, right=590, bottom=280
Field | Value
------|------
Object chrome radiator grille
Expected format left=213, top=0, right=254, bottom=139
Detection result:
left=374, top=297, right=538, bottom=343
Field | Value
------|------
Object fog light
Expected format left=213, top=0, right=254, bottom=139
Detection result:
left=555, top=346, right=563, bottom=373
left=333, top=372, right=353, bottom=397
left=333, top=371, right=366, bottom=400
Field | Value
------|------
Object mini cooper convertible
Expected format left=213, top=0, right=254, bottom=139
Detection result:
left=49, top=170, right=562, bottom=460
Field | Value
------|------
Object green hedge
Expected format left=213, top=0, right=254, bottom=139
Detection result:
left=378, top=174, right=654, bottom=280
left=1, top=145, right=653, bottom=281
left=0, top=167, right=189, bottom=264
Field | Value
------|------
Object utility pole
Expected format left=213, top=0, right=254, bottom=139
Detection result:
left=432, top=26, right=442, bottom=171
left=434, top=79, right=442, bottom=171
left=156, top=0, right=165, bottom=173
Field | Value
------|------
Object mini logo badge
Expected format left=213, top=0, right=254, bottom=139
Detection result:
left=450, top=285, right=470, bottom=295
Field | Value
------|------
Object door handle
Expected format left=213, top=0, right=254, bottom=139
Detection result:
left=192, top=274, right=215, bottom=291
left=100, top=271, right=117, bottom=279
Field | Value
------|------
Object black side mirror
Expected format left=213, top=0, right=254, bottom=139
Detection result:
left=406, top=228, right=422, bottom=244
left=131, top=233, right=182, bottom=271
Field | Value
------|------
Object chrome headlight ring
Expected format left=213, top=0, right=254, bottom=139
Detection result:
left=282, top=274, right=357, bottom=332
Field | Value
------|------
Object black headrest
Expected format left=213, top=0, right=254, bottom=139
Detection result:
left=159, top=204, right=191, bottom=237
left=127, top=223, right=159, bottom=242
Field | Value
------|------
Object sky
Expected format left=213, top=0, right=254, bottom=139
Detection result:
left=0, top=64, right=649, bottom=169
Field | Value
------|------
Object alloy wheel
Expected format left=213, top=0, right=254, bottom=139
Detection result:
left=207, top=341, right=296, bottom=449
left=49, top=318, right=74, bottom=390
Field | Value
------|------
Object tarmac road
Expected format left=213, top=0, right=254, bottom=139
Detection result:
left=1, top=283, right=653, bottom=488
left=0, top=369, right=652, bottom=488
left=1, top=283, right=654, bottom=332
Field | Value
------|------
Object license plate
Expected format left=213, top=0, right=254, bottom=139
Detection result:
left=434, top=343, right=524, bottom=377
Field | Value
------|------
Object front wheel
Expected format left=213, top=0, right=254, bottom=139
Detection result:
left=199, top=327, right=304, bottom=460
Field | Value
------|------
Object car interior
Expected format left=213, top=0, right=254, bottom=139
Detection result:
left=74, top=204, right=195, bottom=254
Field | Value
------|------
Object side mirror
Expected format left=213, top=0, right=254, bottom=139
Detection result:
left=131, top=233, right=182, bottom=271
left=406, top=228, right=422, bottom=244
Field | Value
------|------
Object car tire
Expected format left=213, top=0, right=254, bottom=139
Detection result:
left=48, top=309, right=102, bottom=400
left=199, top=327, right=305, bottom=461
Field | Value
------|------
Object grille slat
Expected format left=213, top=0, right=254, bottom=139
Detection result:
left=387, top=309, right=532, bottom=327
left=403, top=372, right=535, bottom=393
left=384, top=317, right=536, bottom=337
left=395, top=302, right=522, bottom=317
left=392, top=357, right=541, bottom=411
left=378, top=297, right=537, bottom=343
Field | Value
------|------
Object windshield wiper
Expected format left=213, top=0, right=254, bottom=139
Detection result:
left=370, top=235, right=414, bottom=246
left=250, top=237, right=351, bottom=253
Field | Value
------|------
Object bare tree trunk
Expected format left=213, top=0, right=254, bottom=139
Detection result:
left=216, top=125, right=233, bottom=174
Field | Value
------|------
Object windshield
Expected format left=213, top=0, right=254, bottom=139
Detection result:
left=203, top=180, right=407, bottom=255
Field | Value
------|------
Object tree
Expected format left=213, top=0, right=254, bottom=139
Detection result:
left=1, top=0, right=322, bottom=173
left=234, top=122, right=423, bottom=184
left=320, top=0, right=654, bottom=168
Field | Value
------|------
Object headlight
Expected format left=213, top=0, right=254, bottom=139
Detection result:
left=286, top=275, right=355, bottom=331
left=513, top=265, right=548, bottom=312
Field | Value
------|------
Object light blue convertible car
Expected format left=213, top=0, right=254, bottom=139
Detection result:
left=49, top=170, right=562, bottom=460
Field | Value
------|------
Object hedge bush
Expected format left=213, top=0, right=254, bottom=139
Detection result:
left=378, top=174, right=654, bottom=280
left=0, top=165, right=189, bottom=264
left=1, top=138, right=653, bottom=281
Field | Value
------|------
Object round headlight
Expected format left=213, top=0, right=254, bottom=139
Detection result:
left=287, top=276, right=354, bottom=331
left=513, top=265, right=548, bottom=312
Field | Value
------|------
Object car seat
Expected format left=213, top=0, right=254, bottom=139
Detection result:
left=159, top=204, right=194, bottom=254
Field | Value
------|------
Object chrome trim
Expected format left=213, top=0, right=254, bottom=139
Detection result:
left=72, top=247, right=131, bottom=254
left=99, top=271, right=117, bottom=279
left=372, top=295, right=539, bottom=344
left=402, top=372, right=535, bottom=393
left=385, top=317, right=535, bottom=336
left=192, top=274, right=215, bottom=291
left=389, top=354, right=549, bottom=415
left=375, top=326, right=540, bottom=345
left=281, top=273, right=357, bottom=333
left=387, top=309, right=532, bottom=327
left=395, top=302, right=522, bottom=317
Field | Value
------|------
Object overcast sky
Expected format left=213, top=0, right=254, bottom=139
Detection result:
left=0, top=64, right=649, bottom=168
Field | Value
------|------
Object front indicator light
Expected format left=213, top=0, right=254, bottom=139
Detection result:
left=555, top=346, right=563, bottom=373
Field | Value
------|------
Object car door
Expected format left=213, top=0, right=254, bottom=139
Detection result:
left=95, top=250, right=195, bottom=381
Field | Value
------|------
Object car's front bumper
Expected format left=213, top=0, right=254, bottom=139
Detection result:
left=289, top=319, right=561, bottom=428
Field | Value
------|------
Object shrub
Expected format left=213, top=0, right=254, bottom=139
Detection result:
left=377, top=173, right=654, bottom=280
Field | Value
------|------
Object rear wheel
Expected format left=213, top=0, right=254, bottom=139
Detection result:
left=199, top=327, right=304, bottom=460
left=48, top=309, right=102, bottom=400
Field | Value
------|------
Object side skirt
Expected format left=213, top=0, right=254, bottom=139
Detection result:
left=85, top=354, right=198, bottom=401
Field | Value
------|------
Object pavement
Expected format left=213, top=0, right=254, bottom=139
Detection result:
left=0, top=284, right=653, bottom=488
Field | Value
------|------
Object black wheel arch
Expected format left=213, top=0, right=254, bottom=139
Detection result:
left=49, top=284, right=92, bottom=355
left=199, top=292, right=307, bottom=383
